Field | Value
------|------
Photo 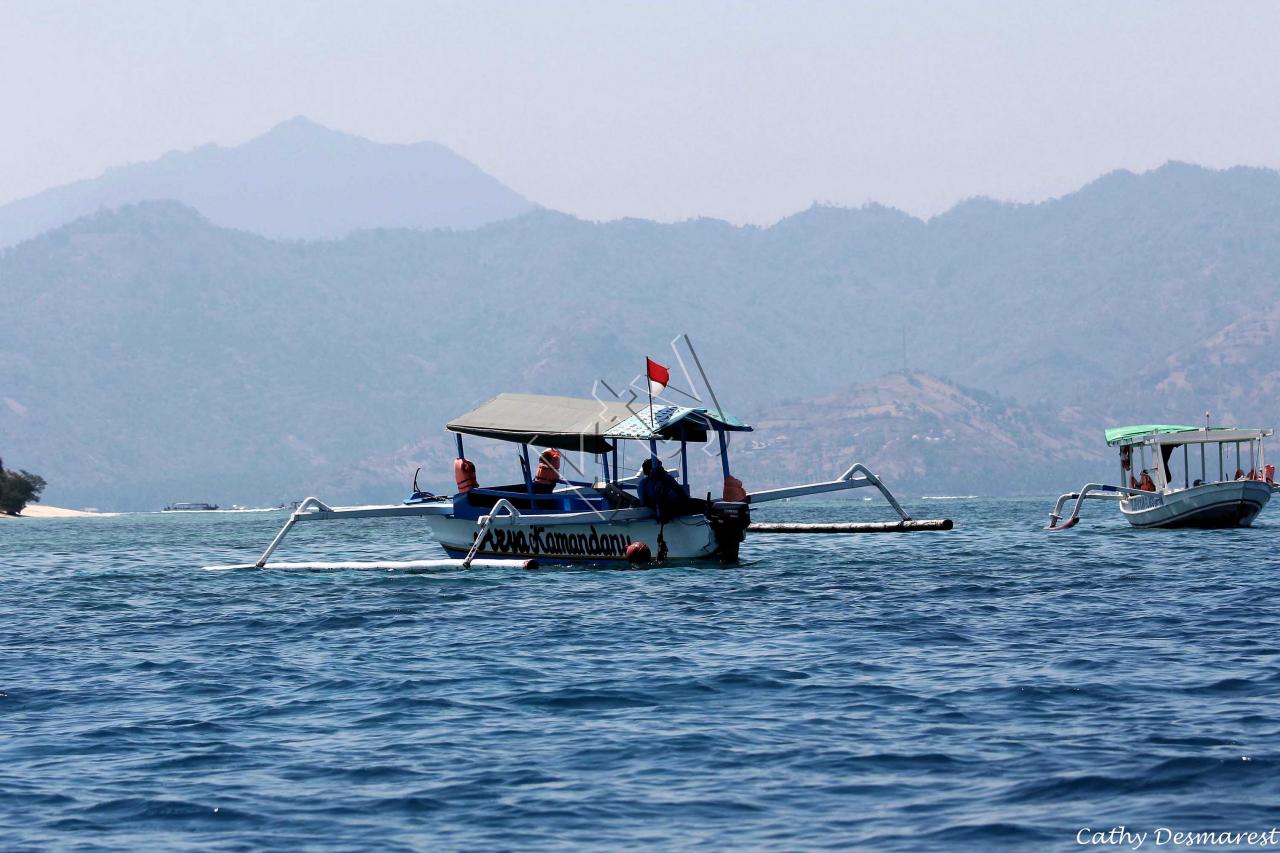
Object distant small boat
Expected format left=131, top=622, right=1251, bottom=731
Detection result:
left=1047, top=423, right=1273, bottom=530
left=162, top=502, right=219, bottom=512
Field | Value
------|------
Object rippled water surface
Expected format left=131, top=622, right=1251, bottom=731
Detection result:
left=3, top=498, right=1280, bottom=850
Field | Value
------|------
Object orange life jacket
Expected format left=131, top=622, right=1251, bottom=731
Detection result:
left=534, top=449, right=561, bottom=487
left=723, top=475, right=747, bottom=502
left=454, top=457, right=478, bottom=493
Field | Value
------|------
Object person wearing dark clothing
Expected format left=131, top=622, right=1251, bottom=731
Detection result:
left=638, top=458, right=703, bottom=523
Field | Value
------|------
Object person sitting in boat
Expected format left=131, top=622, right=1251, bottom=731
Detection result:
left=533, top=448, right=561, bottom=493
left=638, top=458, right=694, bottom=523
left=1137, top=469, right=1155, bottom=491
left=1235, top=468, right=1247, bottom=480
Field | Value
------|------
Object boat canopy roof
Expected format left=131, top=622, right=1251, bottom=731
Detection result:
left=1105, top=424, right=1272, bottom=446
left=447, top=393, right=751, bottom=454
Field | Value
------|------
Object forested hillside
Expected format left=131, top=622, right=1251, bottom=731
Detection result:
left=3, top=162, right=1278, bottom=508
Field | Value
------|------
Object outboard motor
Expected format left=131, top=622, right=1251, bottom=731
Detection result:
left=708, top=500, right=750, bottom=562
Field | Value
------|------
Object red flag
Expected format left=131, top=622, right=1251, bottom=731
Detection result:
left=646, top=357, right=669, bottom=397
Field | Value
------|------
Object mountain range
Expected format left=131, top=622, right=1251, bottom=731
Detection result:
left=0, top=117, right=535, bottom=247
left=2, top=122, right=1278, bottom=510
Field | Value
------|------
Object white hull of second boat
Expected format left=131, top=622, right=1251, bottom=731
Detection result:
left=422, top=508, right=718, bottom=562
left=1120, top=480, right=1271, bottom=529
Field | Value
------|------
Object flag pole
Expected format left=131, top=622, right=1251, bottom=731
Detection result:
left=646, top=369, right=654, bottom=427
left=646, top=360, right=656, bottom=462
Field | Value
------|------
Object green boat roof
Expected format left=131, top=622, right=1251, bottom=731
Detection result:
left=1104, top=424, right=1200, bottom=445
left=1104, top=424, right=1270, bottom=445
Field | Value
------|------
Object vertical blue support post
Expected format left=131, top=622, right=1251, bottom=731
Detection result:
left=612, top=440, right=619, bottom=484
left=718, top=429, right=730, bottom=478
left=521, top=444, right=535, bottom=498
left=680, top=439, right=688, bottom=488
left=649, top=439, right=658, bottom=464
left=455, top=433, right=465, bottom=458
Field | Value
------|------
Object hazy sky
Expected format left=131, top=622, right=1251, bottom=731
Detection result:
left=3, top=1, right=1279, bottom=223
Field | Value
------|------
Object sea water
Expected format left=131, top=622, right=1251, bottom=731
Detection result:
left=2, top=499, right=1278, bottom=850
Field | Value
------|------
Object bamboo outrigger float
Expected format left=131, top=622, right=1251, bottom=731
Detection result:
left=1047, top=423, right=1274, bottom=531
left=208, top=386, right=952, bottom=572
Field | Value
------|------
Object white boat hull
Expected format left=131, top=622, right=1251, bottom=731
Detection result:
left=422, top=509, right=718, bottom=562
left=1120, top=480, right=1271, bottom=529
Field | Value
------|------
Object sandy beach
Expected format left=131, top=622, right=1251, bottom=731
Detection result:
left=1, top=505, right=114, bottom=519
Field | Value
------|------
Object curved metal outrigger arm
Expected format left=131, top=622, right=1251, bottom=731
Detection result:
left=1046, top=484, right=1146, bottom=531
left=746, top=461, right=912, bottom=521
left=463, top=499, right=521, bottom=568
left=252, top=495, right=449, bottom=567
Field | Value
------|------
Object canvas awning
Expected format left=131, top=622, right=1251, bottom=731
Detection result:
left=604, top=404, right=752, bottom=443
left=447, top=393, right=751, bottom=453
left=1104, top=425, right=1200, bottom=445
left=1105, top=424, right=1271, bottom=446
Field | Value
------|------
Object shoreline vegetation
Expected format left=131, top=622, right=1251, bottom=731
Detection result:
left=0, top=459, right=47, bottom=516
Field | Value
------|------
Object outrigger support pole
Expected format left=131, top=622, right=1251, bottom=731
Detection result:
left=746, top=462, right=913, bottom=520
left=742, top=461, right=953, bottom=533
left=1046, top=483, right=1147, bottom=530
left=751, top=519, right=952, bottom=533
left=255, top=496, right=334, bottom=567
left=207, top=495, right=535, bottom=572
left=464, top=499, right=521, bottom=568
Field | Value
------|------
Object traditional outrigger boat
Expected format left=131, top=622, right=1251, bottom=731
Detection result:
left=209, top=389, right=952, bottom=572
left=1047, top=423, right=1274, bottom=530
